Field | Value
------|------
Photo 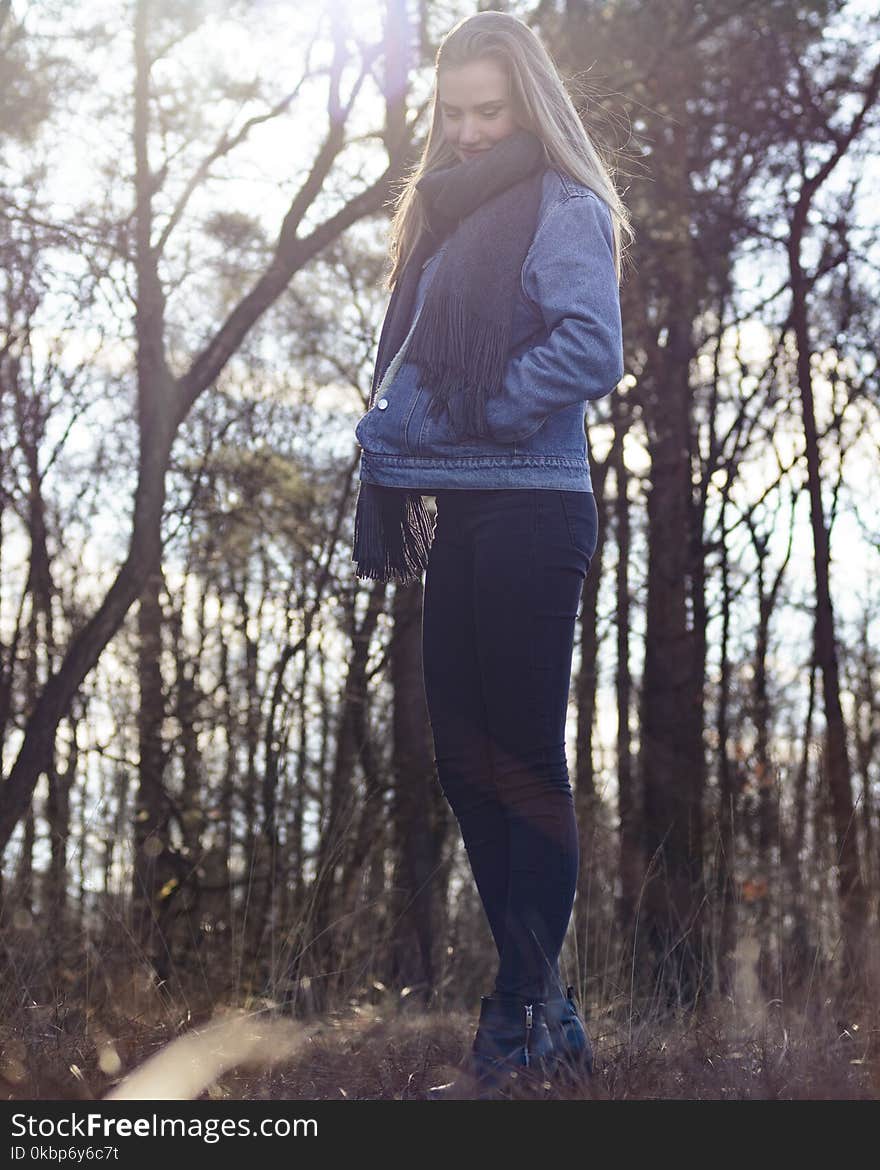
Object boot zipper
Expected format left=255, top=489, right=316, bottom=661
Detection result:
left=523, top=1002, right=533, bottom=1067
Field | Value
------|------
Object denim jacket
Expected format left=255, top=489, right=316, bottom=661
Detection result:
left=354, top=167, right=624, bottom=494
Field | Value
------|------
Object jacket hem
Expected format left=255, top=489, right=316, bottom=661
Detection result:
left=358, top=451, right=593, bottom=492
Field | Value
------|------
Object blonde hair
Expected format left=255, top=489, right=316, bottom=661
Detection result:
left=384, top=10, right=633, bottom=290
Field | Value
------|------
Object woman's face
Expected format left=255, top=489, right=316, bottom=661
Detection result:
left=437, top=57, right=520, bottom=163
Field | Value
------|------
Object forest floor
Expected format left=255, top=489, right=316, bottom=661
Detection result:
left=2, top=981, right=878, bottom=1101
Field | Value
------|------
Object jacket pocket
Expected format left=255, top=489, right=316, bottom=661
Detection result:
left=485, top=404, right=549, bottom=445
left=355, top=377, right=426, bottom=456
left=411, top=387, right=516, bottom=457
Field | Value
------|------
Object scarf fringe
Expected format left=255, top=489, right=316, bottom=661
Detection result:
left=352, top=481, right=435, bottom=584
left=407, top=290, right=510, bottom=438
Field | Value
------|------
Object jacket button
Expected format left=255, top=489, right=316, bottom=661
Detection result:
left=377, top=398, right=388, bottom=409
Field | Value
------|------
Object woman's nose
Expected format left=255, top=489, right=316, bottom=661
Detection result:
left=459, top=117, right=481, bottom=144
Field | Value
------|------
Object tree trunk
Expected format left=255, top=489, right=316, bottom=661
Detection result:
left=572, top=453, right=611, bottom=989
left=714, top=501, right=737, bottom=998
left=300, top=581, right=386, bottom=1009
left=387, top=577, right=449, bottom=1003
left=613, top=400, right=641, bottom=967
left=788, top=253, right=867, bottom=988
left=637, top=125, right=709, bottom=1009
left=132, top=561, right=179, bottom=981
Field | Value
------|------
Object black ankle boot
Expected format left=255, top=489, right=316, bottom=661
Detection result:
left=545, top=984, right=594, bottom=1078
left=426, top=993, right=556, bottom=1100
left=470, top=993, right=556, bottom=1095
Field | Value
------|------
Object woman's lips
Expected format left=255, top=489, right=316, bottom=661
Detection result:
left=461, top=148, right=488, bottom=157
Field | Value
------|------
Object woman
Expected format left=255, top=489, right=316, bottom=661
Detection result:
left=352, top=11, right=629, bottom=1097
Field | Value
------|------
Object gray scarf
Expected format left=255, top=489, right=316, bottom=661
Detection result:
left=352, top=128, right=547, bottom=583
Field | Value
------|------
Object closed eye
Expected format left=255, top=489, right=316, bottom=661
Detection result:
left=441, top=108, right=503, bottom=119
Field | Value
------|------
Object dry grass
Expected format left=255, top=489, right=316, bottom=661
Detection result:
left=2, top=971, right=878, bottom=1101
left=3, top=887, right=879, bottom=1101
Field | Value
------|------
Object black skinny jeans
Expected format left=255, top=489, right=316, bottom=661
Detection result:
left=421, top=487, right=599, bottom=1001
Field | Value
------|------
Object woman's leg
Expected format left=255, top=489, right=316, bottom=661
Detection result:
left=470, top=489, right=597, bottom=1001
left=421, top=491, right=509, bottom=961
left=422, top=488, right=598, bottom=1000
